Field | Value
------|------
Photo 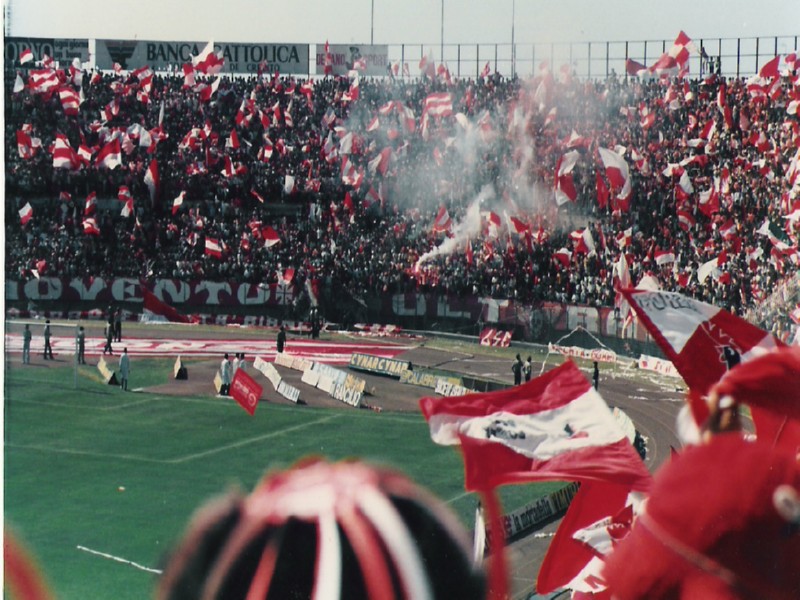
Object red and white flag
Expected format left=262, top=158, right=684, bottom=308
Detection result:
left=53, top=133, right=80, bottom=170
left=654, top=249, right=676, bottom=266
left=192, top=40, right=224, bottom=74
left=323, top=40, right=333, bottom=76
left=19, top=48, right=34, bottom=64
left=419, top=360, right=652, bottom=492
left=19, top=202, right=33, bottom=225
left=554, top=151, right=580, bottom=205
left=480, top=61, right=491, bottom=78
left=95, top=139, right=122, bottom=169
left=58, top=86, right=81, bottom=116
left=261, top=226, right=281, bottom=248
left=423, top=92, right=453, bottom=118
left=16, top=130, right=35, bottom=159
left=537, top=481, right=634, bottom=594
left=172, top=191, right=186, bottom=215
left=230, top=369, right=263, bottom=416
left=597, top=147, right=630, bottom=194
left=142, top=288, right=192, bottom=324
left=432, top=205, right=452, bottom=233
left=226, top=129, right=240, bottom=149
left=84, top=192, right=97, bottom=216
left=204, top=237, right=223, bottom=258
left=144, top=159, right=159, bottom=204
left=620, top=288, right=783, bottom=424
left=82, top=217, right=100, bottom=236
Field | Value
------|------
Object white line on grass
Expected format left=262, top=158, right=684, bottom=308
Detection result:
left=76, top=545, right=162, bottom=574
left=5, top=443, right=167, bottom=463
left=445, top=489, right=474, bottom=504
left=168, top=414, right=344, bottom=463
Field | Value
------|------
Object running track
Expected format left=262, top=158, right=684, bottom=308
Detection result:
left=4, top=334, right=414, bottom=365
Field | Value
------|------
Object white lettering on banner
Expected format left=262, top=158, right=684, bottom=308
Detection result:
left=638, top=355, right=681, bottom=378
left=391, top=294, right=426, bottom=317
left=311, top=363, right=347, bottom=386
left=277, top=380, right=300, bottom=403
left=236, top=283, right=267, bottom=305
left=437, top=297, right=471, bottom=319
left=24, top=278, right=62, bottom=301
left=153, top=280, right=189, bottom=303
left=331, top=383, right=363, bottom=408
left=548, top=343, right=617, bottom=363
left=435, top=379, right=474, bottom=397
left=232, top=379, right=259, bottom=410
left=69, top=278, right=107, bottom=301
left=195, top=281, right=232, bottom=305
left=111, top=278, right=141, bottom=301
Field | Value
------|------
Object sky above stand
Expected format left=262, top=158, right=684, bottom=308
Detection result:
left=5, top=0, right=799, bottom=48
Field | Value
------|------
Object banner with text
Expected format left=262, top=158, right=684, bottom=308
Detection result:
left=95, top=39, right=309, bottom=74
left=315, top=43, right=388, bottom=76
left=5, top=37, right=89, bottom=68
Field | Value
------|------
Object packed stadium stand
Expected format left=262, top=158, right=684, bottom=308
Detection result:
left=5, top=44, right=800, bottom=342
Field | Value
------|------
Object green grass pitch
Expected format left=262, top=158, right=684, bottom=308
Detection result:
left=4, top=358, right=562, bottom=599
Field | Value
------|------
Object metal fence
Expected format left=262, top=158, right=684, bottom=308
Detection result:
left=383, top=35, right=799, bottom=80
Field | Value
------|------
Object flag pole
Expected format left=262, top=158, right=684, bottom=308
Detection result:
left=480, top=488, right=509, bottom=600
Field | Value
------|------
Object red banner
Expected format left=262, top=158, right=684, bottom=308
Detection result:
left=479, top=328, right=512, bottom=347
left=230, top=369, right=263, bottom=416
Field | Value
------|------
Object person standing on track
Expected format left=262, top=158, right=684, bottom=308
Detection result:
left=119, top=348, right=130, bottom=391
left=524, top=356, right=532, bottom=382
left=77, top=326, right=86, bottom=364
left=43, top=320, right=54, bottom=360
left=512, top=354, right=523, bottom=386
left=593, top=361, right=600, bottom=390
left=220, top=353, right=232, bottom=396
left=22, top=324, right=31, bottom=364
left=277, top=325, right=286, bottom=354
left=114, top=308, right=122, bottom=342
left=103, top=319, right=114, bottom=355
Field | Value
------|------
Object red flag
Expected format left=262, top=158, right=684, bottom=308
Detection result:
left=537, top=481, right=632, bottom=594
left=230, top=368, right=263, bottom=416
left=192, top=40, right=225, bottom=74
left=419, top=360, right=652, bottom=492
left=465, top=239, right=474, bottom=266
left=142, top=288, right=191, bottom=323
left=16, top=130, right=35, bottom=159
left=758, top=54, right=781, bottom=79
left=261, top=226, right=281, bottom=248
left=604, top=435, right=800, bottom=600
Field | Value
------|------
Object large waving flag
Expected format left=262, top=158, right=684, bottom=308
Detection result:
left=142, top=288, right=192, bottom=324
left=192, top=40, right=225, bottom=74
left=619, top=289, right=781, bottom=397
left=619, top=289, right=795, bottom=449
left=420, top=360, right=651, bottom=492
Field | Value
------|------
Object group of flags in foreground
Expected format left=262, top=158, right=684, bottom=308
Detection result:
left=419, top=288, right=799, bottom=598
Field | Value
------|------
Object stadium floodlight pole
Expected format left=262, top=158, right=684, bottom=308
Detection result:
left=440, top=0, right=444, bottom=63
left=511, top=0, right=516, bottom=77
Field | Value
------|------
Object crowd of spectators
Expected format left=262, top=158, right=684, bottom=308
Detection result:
left=4, top=59, right=799, bottom=339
